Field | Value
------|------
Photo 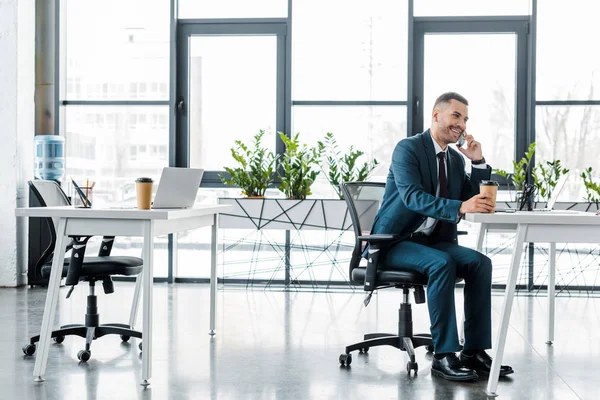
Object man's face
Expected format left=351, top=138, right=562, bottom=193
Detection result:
left=431, top=99, right=469, bottom=145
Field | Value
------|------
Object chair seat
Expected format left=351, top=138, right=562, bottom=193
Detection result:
left=41, top=256, right=143, bottom=279
left=352, top=267, right=428, bottom=286
left=351, top=267, right=463, bottom=287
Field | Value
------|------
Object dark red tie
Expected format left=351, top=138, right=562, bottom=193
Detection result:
left=437, top=152, right=448, bottom=198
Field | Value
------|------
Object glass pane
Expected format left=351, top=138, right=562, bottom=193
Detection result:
left=536, top=106, right=600, bottom=201
left=414, top=0, right=530, bottom=16
left=64, top=0, right=169, bottom=100
left=292, top=106, right=406, bottom=198
left=188, top=36, right=277, bottom=171
left=292, top=0, right=408, bottom=101
left=64, top=105, right=170, bottom=276
left=423, top=34, right=516, bottom=172
left=178, top=0, right=287, bottom=18
left=537, top=1, right=600, bottom=100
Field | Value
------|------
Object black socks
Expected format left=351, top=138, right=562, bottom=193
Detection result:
left=435, top=349, right=481, bottom=359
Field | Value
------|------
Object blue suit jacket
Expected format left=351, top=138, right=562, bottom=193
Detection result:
left=371, top=129, right=492, bottom=244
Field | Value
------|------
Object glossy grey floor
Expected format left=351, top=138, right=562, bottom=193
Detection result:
left=0, top=283, right=597, bottom=400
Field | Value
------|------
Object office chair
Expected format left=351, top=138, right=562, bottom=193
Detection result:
left=338, top=181, right=463, bottom=374
left=22, top=180, right=144, bottom=362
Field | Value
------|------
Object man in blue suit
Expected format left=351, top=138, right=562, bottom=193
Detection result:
left=371, top=92, right=513, bottom=381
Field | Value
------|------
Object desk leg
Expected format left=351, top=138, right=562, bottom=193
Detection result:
left=129, top=273, right=142, bottom=329
left=141, top=221, right=154, bottom=387
left=476, top=223, right=487, bottom=253
left=464, top=223, right=487, bottom=346
left=209, top=214, right=218, bottom=336
left=33, top=218, right=68, bottom=382
left=546, top=242, right=556, bottom=344
left=486, top=224, right=527, bottom=397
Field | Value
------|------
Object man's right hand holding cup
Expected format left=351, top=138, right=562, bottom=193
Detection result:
left=460, top=192, right=495, bottom=214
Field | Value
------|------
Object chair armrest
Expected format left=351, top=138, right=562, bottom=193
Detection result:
left=98, top=236, right=116, bottom=257
left=358, top=234, right=401, bottom=244
left=359, top=234, right=401, bottom=292
left=65, top=236, right=91, bottom=286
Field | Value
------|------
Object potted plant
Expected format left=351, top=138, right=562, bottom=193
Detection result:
left=532, top=160, right=569, bottom=201
left=581, top=167, right=600, bottom=203
left=277, top=132, right=320, bottom=200
left=219, top=130, right=277, bottom=197
left=494, top=142, right=535, bottom=201
left=317, top=132, right=379, bottom=199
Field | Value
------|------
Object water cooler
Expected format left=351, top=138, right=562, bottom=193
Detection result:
left=29, top=135, right=66, bottom=286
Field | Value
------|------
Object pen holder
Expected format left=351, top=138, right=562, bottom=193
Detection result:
left=72, top=186, right=93, bottom=208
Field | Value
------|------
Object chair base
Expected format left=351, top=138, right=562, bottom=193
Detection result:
left=339, top=299, right=434, bottom=374
left=28, top=323, right=142, bottom=346
left=22, top=292, right=142, bottom=362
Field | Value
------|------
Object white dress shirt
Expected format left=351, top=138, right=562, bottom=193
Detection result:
left=415, top=136, right=487, bottom=236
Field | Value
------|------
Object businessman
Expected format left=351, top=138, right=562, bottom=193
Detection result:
left=370, top=92, right=513, bottom=381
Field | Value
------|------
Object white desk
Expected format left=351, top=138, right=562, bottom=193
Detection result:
left=15, top=205, right=230, bottom=386
left=465, top=210, right=599, bottom=396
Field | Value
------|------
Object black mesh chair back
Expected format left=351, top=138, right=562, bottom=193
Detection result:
left=340, top=182, right=385, bottom=280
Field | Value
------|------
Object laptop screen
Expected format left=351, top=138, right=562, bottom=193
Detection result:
left=546, top=173, right=569, bottom=210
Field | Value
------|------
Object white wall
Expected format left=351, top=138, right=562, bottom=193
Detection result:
left=0, top=0, right=35, bottom=287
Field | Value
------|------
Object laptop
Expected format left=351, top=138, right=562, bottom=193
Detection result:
left=531, top=173, right=569, bottom=212
left=496, top=173, right=569, bottom=213
left=152, top=167, right=204, bottom=209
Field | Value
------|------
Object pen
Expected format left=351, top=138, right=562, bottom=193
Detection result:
left=71, top=178, right=92, bottom=207
left=85, top=179, right=89, bottom=207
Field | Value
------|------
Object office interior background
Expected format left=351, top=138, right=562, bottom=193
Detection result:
left=4, top=0, right=600, bottom=291
left=2, top=0, right=600, bottom=398
left=53, top=0, right=600, bottom=291
left=2, top=0, right=600, bottom=288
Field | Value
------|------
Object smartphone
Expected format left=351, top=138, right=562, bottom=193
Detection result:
left=457, top=133, right=466, bottom=147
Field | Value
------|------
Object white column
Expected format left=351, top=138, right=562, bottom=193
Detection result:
left=0, top=0, right=35, bottom=287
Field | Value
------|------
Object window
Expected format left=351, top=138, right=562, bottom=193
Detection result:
left=130, top=146, right=138, bottom=161
left=64, top=105, right=169, bottom=206
left=536, top=106, right=600, bottom=201
left=537, top=1, right=600, bottom=100
left=293, top=0, right=408, bottom=101
left=292, top=106, right=406, bottom=197
left=178, top=0, right=287, bottom=18
left=414, top=0, right=530, bottom=16
left=64, top=0, right=169, bottom=101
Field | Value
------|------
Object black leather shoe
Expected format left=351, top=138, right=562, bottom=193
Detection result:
left=431, top=353, right=479, bottom=381
left=460, top=350, right=514, bottom=376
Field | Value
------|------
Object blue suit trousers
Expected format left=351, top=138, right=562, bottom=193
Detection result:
left=382, top=237, right=492, bottom=354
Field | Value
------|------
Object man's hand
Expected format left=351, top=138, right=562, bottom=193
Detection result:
left=459, top=192, right=495, bottom=214
left=457, top=133, right=483, bottom=161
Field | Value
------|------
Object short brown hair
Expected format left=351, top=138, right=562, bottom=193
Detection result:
left=433, top=92, right=469, bottom=111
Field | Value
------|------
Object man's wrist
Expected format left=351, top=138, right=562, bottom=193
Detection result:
left=471, top=156, right=486, bottom=165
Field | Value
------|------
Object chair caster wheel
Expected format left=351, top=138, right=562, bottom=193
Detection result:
left=77, top=350, right=91, bottom=362
left=139, top=342, right=143, bottom=351
left=22, top=344, right=36, bottom=356
left=406, top=361, right=418, bottom=374
left=359, top=347, right=369, bottom=354
left=53, top=336, right=65, bottom=344
left=426, top=344, right=434, bottom=353
left=120, top=335, right=130, bottom=342
left=339, top=353, right=352, bottom=366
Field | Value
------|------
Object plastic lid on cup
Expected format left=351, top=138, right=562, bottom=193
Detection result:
left=480, top=180, right=499, bottom=186
left=136, top=177, right=153, bottom=183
